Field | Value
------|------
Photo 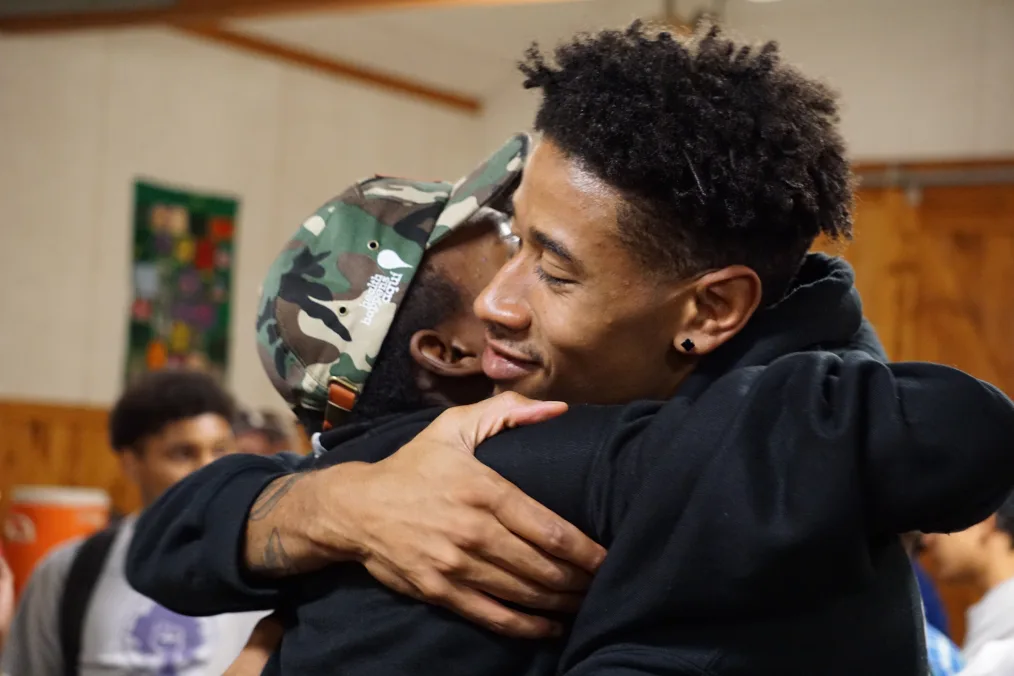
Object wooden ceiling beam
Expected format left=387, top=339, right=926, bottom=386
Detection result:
left=175, top=23, right=482, bottom=114
left=853, top=157, right=1014, bottom=175
left=0, top=0, right=551, bottom=33
left=0, top=1, right=392, bottom=33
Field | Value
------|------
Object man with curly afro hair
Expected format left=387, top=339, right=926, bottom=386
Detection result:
left=122, top=21, right=1014, bottom=676
left=475, top=20, right=854, bottom=404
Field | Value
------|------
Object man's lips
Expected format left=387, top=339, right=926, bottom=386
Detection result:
left=481, top=342, right=540, bottom=381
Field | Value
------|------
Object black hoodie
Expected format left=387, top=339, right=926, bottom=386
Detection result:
left=127, top=254, right=1014, bottom=675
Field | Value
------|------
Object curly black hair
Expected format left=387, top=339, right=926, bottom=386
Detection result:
left=109, top=368, right=235, bottom=453
left=520, top=21, right=853, bottom=304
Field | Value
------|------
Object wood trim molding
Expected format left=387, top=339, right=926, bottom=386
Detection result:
left=853, top=157, right=1014, bottom=175
left=0, top=399, right=108, bottom=423
left=175, top=23, right=482, bottom=114
left=0, top=0, right=555, bottom=33
left=0, top=1, right=429, bottom=32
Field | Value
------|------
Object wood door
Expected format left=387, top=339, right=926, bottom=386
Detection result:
left=818, top=184, right=1014, bottom=645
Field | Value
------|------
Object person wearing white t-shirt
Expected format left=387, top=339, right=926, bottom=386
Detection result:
left=923, top=493, right=1014, bottom=676
left=0, top=549, right=13, bottom=658
left=1, top=369, right=265, bottom=676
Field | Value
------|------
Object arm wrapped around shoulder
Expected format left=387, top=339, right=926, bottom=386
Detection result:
left=857, top=358, right=1014, bottom=534
left=771, top=351, right=1014, bottom=536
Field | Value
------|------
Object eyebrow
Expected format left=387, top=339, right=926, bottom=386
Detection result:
left=531, top=227, right=582, bottom=274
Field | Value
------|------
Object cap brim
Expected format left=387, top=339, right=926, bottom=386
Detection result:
left=427, top=132, right=532, bottom=248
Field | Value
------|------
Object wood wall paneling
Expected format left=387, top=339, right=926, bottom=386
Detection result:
left=0, top=400, right=310, bottom=526
left=0, top=401, right=141, bottom=524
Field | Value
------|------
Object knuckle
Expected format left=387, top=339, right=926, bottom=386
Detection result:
left=483, top=613, right=518, bottom=636
left=539, top=565, right=570, bottom=590
left=478, top=476, right=507, bottom=502
left=452, top=479, right=497, bottom=508
left=541, top=520, right=569, bottom=553
left=415, top=573, right=451, bottom=602
left=449, top=484, right=480, bottom=507
left=512, top=585, right=543, bottom=607
left=431, top=546, right=466, bottom=575
left=453, top=522, right=485, bottom=550
left=475, top=477, right=509, bottom=506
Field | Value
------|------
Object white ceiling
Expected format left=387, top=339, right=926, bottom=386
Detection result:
left=231, top=0, right=688, bottom=98
left=229, top=0, right=989, bottom=107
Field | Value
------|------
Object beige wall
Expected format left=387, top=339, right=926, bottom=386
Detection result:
left=0, top=28, right=482, bottom=410
left=2, top=0, right=1013, bottom=411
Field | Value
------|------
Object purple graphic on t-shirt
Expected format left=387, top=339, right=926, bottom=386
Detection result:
left=130, top=604, right=204, bottom=675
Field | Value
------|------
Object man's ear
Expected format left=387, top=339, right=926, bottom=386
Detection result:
left=409, top=329, right=484, bottom=378
left=672, top=265, right=762, bottom=356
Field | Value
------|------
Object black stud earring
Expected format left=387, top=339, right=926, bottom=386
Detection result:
left=680, top=338, right=695, bottom=352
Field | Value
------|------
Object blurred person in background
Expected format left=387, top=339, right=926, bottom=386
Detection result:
left=916, top=557, right=953, bottom=637
left=923, top=493, right=1014, bottom=675
left=902, top=533, right=965, bottom=675
left=0, top=369, right=265, bottom=676
left=0, top=546, right=12, bottom=658
left=234, top=409, right=293, bottom=456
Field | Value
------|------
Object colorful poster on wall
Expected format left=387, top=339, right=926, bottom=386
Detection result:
left=125, top=180, right=238, bottom=385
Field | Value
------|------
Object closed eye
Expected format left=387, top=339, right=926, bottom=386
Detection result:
left=536, top=265, right=574, bottom=287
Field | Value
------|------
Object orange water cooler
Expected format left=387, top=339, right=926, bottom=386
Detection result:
left=2, top=486, right=110, bottom=599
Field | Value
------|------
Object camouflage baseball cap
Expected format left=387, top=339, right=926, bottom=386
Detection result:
left=256, top=133, right=530, bottom=426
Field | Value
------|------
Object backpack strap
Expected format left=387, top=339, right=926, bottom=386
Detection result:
left=58, top=520, right=121, bottom=676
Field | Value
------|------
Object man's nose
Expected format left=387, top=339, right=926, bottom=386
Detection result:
left=474, top=257, right=531, bottom=333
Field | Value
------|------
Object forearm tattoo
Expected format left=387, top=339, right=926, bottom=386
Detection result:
left=249, top=473, right=306, bottom=521
left=247, top=473, right=307, bottom=574
left=259, top=527, right=294, bottom=573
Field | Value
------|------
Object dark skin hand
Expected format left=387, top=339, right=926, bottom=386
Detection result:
left=243, top=393, right=607, bottom=638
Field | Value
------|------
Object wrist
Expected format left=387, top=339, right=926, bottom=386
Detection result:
left=302, top=462, right=373, bottom=564
left=243, top=471, right=338, bottom=576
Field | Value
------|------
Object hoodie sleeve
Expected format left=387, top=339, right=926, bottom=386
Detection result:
left=757, top=350, right=1014, bottom=535
left=126, top=452, right=307, bottom=616
left=850, top=317, right=889, bottom=361
left=552, top=351, right=1014, bottom=654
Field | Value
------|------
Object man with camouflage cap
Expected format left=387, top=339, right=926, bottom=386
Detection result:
left=128, top=132, right=607, bottom=641
left=255, top=134, right=529, bottom=432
